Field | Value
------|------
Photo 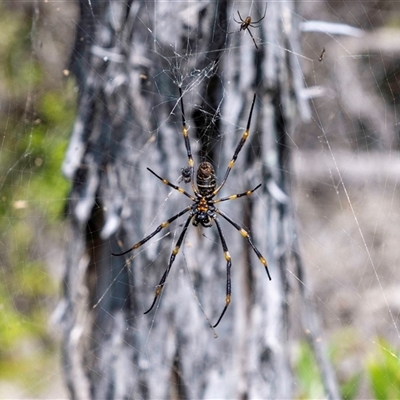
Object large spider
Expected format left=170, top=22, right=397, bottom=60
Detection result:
left=229, top=5, right=267, bottom=50
left=112, top=87, right=271, bottom=327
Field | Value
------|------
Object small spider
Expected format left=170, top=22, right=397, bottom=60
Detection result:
left=229, top=5, right=267, bottom=50
left=113, top=87, right=271, bottom=328
left=318, top=47, right=326, bottom=62
left=179, top=166, right=191, bottom=184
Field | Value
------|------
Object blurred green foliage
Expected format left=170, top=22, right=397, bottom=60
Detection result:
left=295, top=333, right=400, bottom=400
left=329, top=328, right=362, bottom=399
left=294, top=341, right=325, bottom=399
left=295, top=335, right=360, bottom=400
left=367, top=338, right=400, bottom=400
left=0, top=3, right=75, bottom=393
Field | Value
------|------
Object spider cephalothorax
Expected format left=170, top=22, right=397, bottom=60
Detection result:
left=112, top=87, right=271, bottom=327
left=192, top=197, right=215, bottom=228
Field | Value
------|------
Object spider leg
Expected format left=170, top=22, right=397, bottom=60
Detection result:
left=212, top=94, right=256, bottom=197
left=250, top=4, right=268, bottom=25
left=215, top=208, right=271, bottom=280
left=246, top=28, right=259, bottom=50
left=237, top=10, right=244, bottom=23
left=213, top=184, right=261, bottom=204
left=112, top=206, right=192, bottom=256
left=178, top=87, right=198, bottom=196
left=144, top=214, right=192, bottom=314
left=147, top=168, right=195, bottom=201
left=233, top=16, right=242, bottom=25
left=248, top=22, right=263, bottom=28
left=213, top=219, right=232, bottom=328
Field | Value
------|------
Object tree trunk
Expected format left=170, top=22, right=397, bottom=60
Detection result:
left=60, top=1, right=340, bottom=398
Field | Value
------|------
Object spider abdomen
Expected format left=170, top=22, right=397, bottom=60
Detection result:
left=241, top=16, right=251, bottom=31
left=197, top=161, right=216, bottom=197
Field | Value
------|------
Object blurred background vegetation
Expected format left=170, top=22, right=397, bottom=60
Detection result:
left=0, top=3, right=76, bottom=397
left=1, top=1, right=400, bottom=398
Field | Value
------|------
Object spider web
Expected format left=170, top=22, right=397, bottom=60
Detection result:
left=1, top=1, right=400, bottom=398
